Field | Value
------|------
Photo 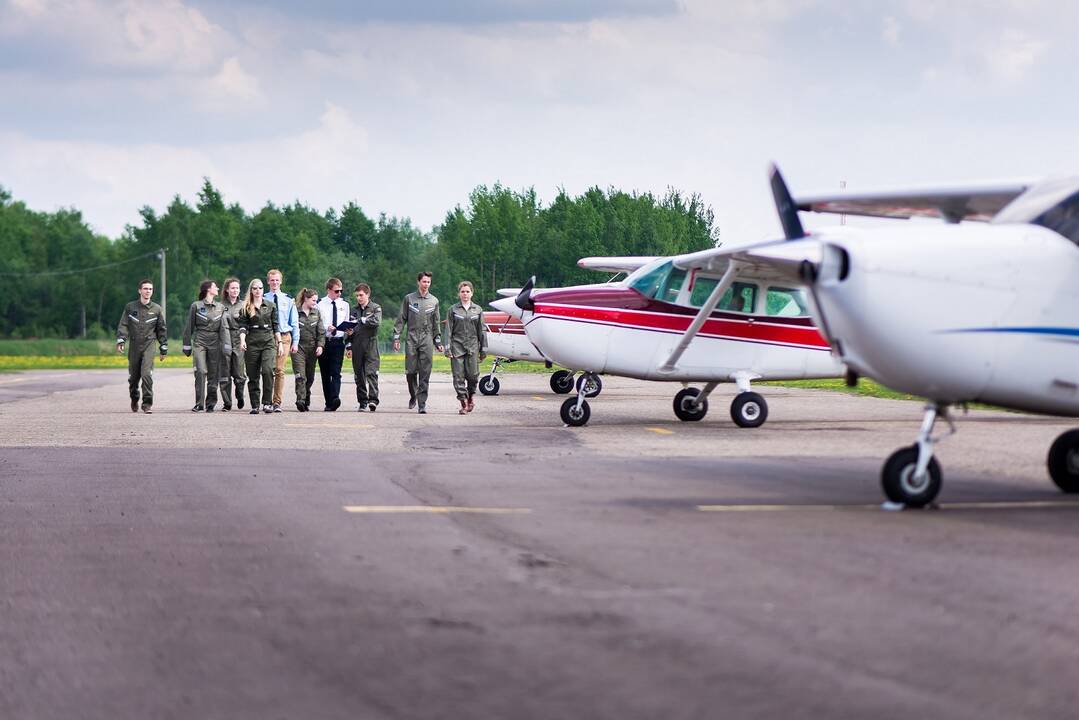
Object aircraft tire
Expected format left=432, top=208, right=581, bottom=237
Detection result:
left=673, top=388, right=708, bottom=421
left=479, top=375, right=500, bottom=396
left=550, top=370, right=575, bottom=394
left=730, top=391, right=767, bottom=428
left=1047, top=429, right=1079, bottom=493
left=575, top=374, right=602, bottom=398
left=881, top=445, right=942, bottom=508
left=560, top=398, right=590, bottom=427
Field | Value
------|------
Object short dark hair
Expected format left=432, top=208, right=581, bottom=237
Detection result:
left=298, top=288, right=317, bottom=303
left=416, top=271, right=432, bottom=281
left=354, top=283, right=371, bottom=294
left=198, top=279, right=215, bottom=300
left=138, top=279, right=153, bottom=289
left=326, top=277, right=342, bottom=291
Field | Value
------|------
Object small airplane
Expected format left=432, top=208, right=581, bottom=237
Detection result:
left=490, top=253, right=845, bottom=428
left=622, top=164, right=1079, bottom=507
left=479, top=310, right=588, bottom=396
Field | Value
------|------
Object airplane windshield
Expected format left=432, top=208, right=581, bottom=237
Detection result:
left=626, top=259, right=676, bottom=299
left=994, top=178, right=1079, bottom=244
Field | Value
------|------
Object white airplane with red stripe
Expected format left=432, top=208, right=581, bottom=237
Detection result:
left=478, top=310, right=584, bottom=397
left=490, top=253, right=844, bottom=427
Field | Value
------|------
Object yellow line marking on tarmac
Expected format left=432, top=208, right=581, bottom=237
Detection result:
left=698, top=500, right=1079, bottom=512
left=530, top=395, right=546, bottom=400
left=344, top=506, right=531, bottom=514
left=286, top=423, right=375, bottom=429
left=646, top=427, right=674, bottom=435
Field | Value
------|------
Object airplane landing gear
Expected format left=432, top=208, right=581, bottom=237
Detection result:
left=881, top=403, right=954, bottom=507
left=480, top=357, right=514, bottom=396
left=730, top=392, right=768, bottom=428
left=575, top=374, right=602, bottom=398
left=561, top=372, right=598, bottom=427
left=550, top=369, right=575, bottom=394
left=673, top=382, right=718, bottom=422
left=1047, top=429, right=1079, bottom=493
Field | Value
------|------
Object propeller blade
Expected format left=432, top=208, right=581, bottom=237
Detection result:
left=515, top=276, right=536, bottom=311
left=770, top=164, right=805, bottom=241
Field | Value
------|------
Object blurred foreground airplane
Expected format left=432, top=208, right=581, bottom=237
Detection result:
left=490, top=254, right=845, bottom=428
left=613, top=165, right=1078, bottom=507
left=479, top=310, right=586, bottom=396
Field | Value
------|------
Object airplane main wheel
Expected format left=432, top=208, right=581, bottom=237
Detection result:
left=576, top=374, right=602, bottom=398
left=673, top=388, right=708, bottom=421
left=560, top=398, right=590, bottom=427
left=550, top=370, right=575, bottom=394
left=881, top=445, right=942, bottom=508
left=1047, top=429, right=1079, bottom=493
left=479, top=375, right=500, bottom=396
left=730, top=392, right=768, bottom=428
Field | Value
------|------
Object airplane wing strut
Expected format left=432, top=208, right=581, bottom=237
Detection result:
left=656, top=263, right=739, bottom=374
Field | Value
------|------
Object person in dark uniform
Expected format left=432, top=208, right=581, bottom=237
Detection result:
left=346, top=283, right=382, bottom=412
left=116, top=278, right=167, bottom=414
left=292, top=288, right=325, bottom=412
left=236, top=278, right=283, bottom=414
left=445, top=280, right=487, bottom=414
left=219, top=277, right=246, bottom=411
left=393, top=271, right=443, bottom=413
left=182, top=279, right=231, bottom=412
left=316, top=277, right=350, bottom=411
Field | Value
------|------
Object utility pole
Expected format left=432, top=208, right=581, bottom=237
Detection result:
left=840, top=180, right=847, bottom=225
left=158, top=248, right=167, bottom=320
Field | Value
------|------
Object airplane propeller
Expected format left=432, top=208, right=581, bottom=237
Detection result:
left=770, top=163, right=805, bottom=241
left=515, top=276, right=536, bottom=311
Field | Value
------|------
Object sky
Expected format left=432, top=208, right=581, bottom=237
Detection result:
left=2, top=0, right=1078, bottom=243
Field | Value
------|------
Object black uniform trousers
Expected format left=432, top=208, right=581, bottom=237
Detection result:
left=318, top=337, right=345, bottom=409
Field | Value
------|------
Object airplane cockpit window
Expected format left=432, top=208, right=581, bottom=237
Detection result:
left=688, top=278, right=757, bottom=313
left=994, top=178, right=1079, bottom=245
left=660, top=269, right=687, bottom=303
left=765, top=286, right=810, bottom=317
left=627, top=260, right=678, bottom=299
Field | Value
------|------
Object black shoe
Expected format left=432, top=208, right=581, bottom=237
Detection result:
left=206, top=406, right=215, bottom=413
left=408, top=398, right=417, bottom=410
left=296, top=401, right=305, bottom=412
left=331, top=398, right=341, bottom=411
left=249, top=408, right=259, bottom=415
left=272, top=404, right=282, bottom=413
left=191, top=404, right=204, bottom=412
left=357, top=404, right=365, bottom=412
left=368, top=403, right=377, bottom=412
left=142, top=406, right=153, bottom=414
left=131, top=399, right=138, bottom=413
left=222, top=402, right=232, bottom=412
left=237, top=393, right=245, bottom=409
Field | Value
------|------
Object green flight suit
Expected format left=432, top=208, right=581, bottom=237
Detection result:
left=219, top=297, right=247, bottom=409
left=393, top=291, right=442, bottom=408
left=293, top=306, right=325, bottom=409
left=182, top=299, right=231, bottom=409
left=348, top=301, right=382, bottom=407
left=446, top=301, right=487, bottom=401
left=116, top=300, right=168, bottom=410
left=235, top=301, right=281, bottom=409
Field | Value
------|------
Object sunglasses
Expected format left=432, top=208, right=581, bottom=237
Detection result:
left=252, top=286, right=264, bottom=291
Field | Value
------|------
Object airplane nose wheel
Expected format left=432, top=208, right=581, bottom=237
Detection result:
left=575, top=374, right=602, bottom=398
left=479, top=375, right=500, bottom=395
left=1047, top=429, right=1079, bottom=493
left=673, top=388, right=708, bottom=421
left=550, top=370, right=575, bottom=394
left=560, top=397, right=590, bottom=426
left=730, top=391, right=768, bottom=428
left=882, top=445, right=942, bottom=507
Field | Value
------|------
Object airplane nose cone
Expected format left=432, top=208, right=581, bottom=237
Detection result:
left=490, top=296, right=522, bottom=319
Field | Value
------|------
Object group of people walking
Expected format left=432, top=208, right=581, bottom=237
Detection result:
left=116, top=271, right=487, bottom=415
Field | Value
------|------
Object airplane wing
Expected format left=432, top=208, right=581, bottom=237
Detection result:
left=795, top=181, right=1033, bottom=223
left=577, top=256, right=659, bottom=273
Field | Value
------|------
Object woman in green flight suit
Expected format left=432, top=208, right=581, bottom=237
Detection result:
left=236, top=278, right=283, bottom=414
left=292, top=288, right=325, bottom=412
left=182, top=279, right=231, bottom=412
left=445, top=280, right=487, bottom=414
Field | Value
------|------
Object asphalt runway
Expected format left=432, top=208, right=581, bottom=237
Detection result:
left=3, top=368, right=1079, bottom=719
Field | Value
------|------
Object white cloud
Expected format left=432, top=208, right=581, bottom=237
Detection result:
left=202, top=56, right=262, bottom=106
left=882, top=16, right=901, bottom=47
left=983, top=29, right=1047, bottom=84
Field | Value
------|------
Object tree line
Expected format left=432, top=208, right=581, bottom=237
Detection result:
left=0, top=180, right=719, bottom=340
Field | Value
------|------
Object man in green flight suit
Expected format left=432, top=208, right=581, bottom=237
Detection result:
left=346, top=282, right=382, bottom=412
left=116, top=278, right=168, bottom=413
left=392, top=271, right=443, bottom=414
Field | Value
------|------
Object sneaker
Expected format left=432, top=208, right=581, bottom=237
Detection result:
left=222, top=403, right=231, bottom=412
left=249, top=408, right=259, bottom=415
left=142, top=406, right=153, bottom=414
left=206, top=405, right=215, bottom=413
left=356, top=404, right=365, bottom=412
left=418, top=404, right=427, bottom=414
left=368, top=403, right=377, bottom=412
left=272, top=404, right=282, bottom=413
left=408, top=398, right=417, bottom=410
left=262, top=404, right=273, bottom=414
left=131, top=399, right=138, bottom=413
left=237, top=393, right=245, bottom=409
left=191, top=404, right=204, bottom=412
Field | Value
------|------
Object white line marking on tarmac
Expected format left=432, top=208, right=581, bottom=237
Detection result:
left=344, top=506, right=531, bottom=514
left=287, top=423, right=375, bottom=429
left=697, top=500, right=1079, bottom=512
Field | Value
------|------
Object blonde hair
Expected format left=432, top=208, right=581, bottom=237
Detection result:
left=267, top=268, right=283, bottom=280
left=242, top=278, right=265, bottom=317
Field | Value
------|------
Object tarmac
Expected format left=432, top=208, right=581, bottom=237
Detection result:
left=2, top=368, right=1079, bottom=719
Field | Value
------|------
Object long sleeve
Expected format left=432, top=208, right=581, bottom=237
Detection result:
left=393, top=296, right=408, bottom=340
left=218, top=306, right=231, bottom=353
left=432, top=301, right=442, bottom=347
left=182, top=303, right=195, bottom=351
left=155, top=304, right=168, bottom=352
left=445, top=305, right=456, bottom=356
left=365, top=304, right=382, bottom=328
left=287, top=300, right=299, bottom=345
left=477, top=313, right=487, bottom=354
left=116, top=304, right=130, bottom=344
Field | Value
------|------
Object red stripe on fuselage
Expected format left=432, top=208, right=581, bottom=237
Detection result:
left=532, top=303, right=830, bottom=349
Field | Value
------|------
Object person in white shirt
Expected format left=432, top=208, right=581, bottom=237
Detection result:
left=264, top=268, right=299, bottom=412
left=315, top=276, right=351, bottom=411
